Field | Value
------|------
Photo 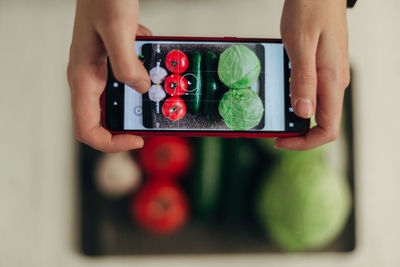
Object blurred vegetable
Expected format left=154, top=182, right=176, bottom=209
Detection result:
left=165, top=74, right=188, bottom=96
left=257, top=138, right=281, bottom=156
left=149, top=65, right=168, bottom=84
left=165, top=50, right=189, bottom=74
left=148, top=84, right=166, bottom=102
left=192, top=137, right=223, bottom=217
left=220, top=139, right=257, bottom=221
left=255, top=149, right=352, bottom=251
left=218, top=45, right=261, bottom=88
left=219, top=88, right=264, bottom=130
left=94, top=152, right=141, bottom=198
left=139, top=136, right=192, bottom=177
left=162, top=96, right=187, bottom=121
left=131, top=180, right=188, bottom=235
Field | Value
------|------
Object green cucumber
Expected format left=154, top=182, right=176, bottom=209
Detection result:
left=203, top=51, right=219, bottom=118
left=192, top=137, right=223, bottom=218
left=189, top=52, right=202, bottom=114
left=220, top=139, right=258, bottom=222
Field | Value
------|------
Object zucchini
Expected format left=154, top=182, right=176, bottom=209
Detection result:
left=203, top=51, right=219, bottom=118
left=189, top=52, right=202, bottom=114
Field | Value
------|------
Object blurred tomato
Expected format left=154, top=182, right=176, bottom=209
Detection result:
left=164, top=74, right=188, bottom=96
left=139, top=136, right=192, bottom=177
left=131, top=180, right=189, bottom=235
left=162, top=96, right=187, bottom=121
left=165, top=50, right=189, bottom=74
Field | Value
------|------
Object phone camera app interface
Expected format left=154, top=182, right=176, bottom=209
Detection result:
left=124, top=40, right=288, bottom=132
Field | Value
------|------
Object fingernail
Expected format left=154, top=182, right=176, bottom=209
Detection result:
left=294, top=98, right=313, bottom=118
left=137, top=138, right=144, bottom=148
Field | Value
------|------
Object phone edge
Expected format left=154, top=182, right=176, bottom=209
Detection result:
left=101, top=36, right=310, bottom=138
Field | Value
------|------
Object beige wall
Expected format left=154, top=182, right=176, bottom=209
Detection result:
left=0, top=0, right=399, bottom=266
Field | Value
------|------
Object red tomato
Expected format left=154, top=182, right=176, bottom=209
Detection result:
left=139, top=136, right=192, bottom=176
left=131, top=180, right=189, bottom=235
left=165, top=50, right=189, bottom=74
left=164, top=74, right=188, bottom=96
left=162, top=96, right=187, bottom=121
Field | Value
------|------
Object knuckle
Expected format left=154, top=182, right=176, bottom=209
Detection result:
left=341, top=69, right=351, bottom=89
left=96, top=17, right=133, bottom=38
left=318, top=67, right=338, bottom=85
left=292, top=73, right=317, bottom=89
left=96, top=17, right=119, bottom=35
left=318, top=67, right=350, bottom=90
left=326, top=128, right=340, bottom=143
left=66, top=62, right=86, bottom=90
left=67, top=62, right=72, bottom=77
left=281, top=27, right=318, bottom=49
left=74, top=128, right=87, bottom=143
left=66, top=62, right=72, bottom=86
left=113, top=67, right=137, bottom=83
left=281, top=32, right=295, bottom=47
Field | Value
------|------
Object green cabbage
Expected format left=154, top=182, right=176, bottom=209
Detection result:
left=218, top=45, right=261, bottom=88
left=219, top=88, right=264, bottom=130
left=256, top=150, right=352, bottom=251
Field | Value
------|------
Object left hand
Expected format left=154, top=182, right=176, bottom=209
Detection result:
left=275, top=0, right=350, bottom=150
left=67, top=0, right=152, bottom=152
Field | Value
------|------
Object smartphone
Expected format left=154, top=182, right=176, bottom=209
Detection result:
left=102, top=36, right=309, bottom=138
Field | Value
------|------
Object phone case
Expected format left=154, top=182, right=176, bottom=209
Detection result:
left=101, top=36, right=309, bottom=138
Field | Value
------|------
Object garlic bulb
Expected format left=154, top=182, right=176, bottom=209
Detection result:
left=148, top=84, right=166, bottom=102
left=149, top=65, right=168, bottom=84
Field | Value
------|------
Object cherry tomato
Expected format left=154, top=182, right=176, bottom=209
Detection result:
left=131, top=180, right=189, bottom=235
left=139, top=136, right=192, bottom=177
left=164, top=74, right=188, bottom=96
left=162, top=96, right=187, bottom=121
left=165, top=50, right=189, bottom=74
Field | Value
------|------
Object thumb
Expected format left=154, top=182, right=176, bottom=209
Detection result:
left=98, top=23, right=150, bottom=93
left=137, top=24, right=152, bottom=36
left=285, top=42, right=318, bottom=119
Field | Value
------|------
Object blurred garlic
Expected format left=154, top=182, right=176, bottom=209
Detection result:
left=95, top=152, right=141, bottom=198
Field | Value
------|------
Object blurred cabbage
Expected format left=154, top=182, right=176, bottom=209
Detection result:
left=256, top=149, right=352, bottom=251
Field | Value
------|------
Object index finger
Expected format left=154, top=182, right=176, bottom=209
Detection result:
left=94, top=2, right=150, bottom=93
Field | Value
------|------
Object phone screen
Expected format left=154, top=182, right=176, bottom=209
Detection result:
left=104, top=38, right=307, bottom=133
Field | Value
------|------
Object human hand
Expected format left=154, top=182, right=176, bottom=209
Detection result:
left=67, top=0, right=151, bottom=152
left=275, top=0, right=350, bottom=150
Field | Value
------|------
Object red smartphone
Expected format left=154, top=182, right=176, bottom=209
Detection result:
left=102, top=36, right=309, bottom=138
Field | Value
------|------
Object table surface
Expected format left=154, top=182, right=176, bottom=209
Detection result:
left=0, top=0, right=399, bottom=266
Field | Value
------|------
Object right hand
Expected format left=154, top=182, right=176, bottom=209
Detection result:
left=67, top=0, right=151, bottom=152
left=275, top=0, right=350, bottom=150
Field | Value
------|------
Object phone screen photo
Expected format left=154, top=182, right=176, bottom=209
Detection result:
left=104, top=37, right=308, bottom=135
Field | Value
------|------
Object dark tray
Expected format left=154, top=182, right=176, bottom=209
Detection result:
left=78, top=86, right=355, bottom=256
